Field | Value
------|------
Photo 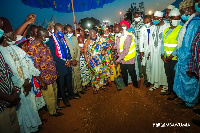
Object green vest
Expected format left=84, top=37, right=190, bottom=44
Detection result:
left=163, top=25, right=182, bottom=60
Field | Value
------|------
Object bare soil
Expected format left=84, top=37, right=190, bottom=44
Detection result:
left=39, top=79, right=200, bottom=133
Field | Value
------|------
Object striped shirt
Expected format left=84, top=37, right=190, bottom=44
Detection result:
left=188, top=28, right=200, bottom=79
left=0, top=51, right=13, bottom=113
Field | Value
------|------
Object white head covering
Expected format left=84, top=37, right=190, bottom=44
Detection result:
left=154, top=11, right=164, bottom=17
left=169, top=8, right=181, bottom=17
left=85, top=29, right=89, bottom=32
left=167, top=5, right=175, bottom=10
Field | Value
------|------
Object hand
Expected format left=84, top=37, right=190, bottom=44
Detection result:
left=8, top=87, right=21, bottom=106
left=71, top=60, right=78, bottom=66
left=25, top=17, right=36, bottom=25
left=166, top=56, right=172, bottom=62
left=115, top=61, right=119, bottom=66
left=74, top=21, right=77, bottom=25
left=147, top=53, right=150, bottom=60
left=65, top=60, right=71, bottom=67
left=161, top=56, right=168, bottom=63
left=86, top=61, right=91, bottom=69
left=25, top=13, right=36, bottom=21
left=40, top=81, right=47, bottom=90
left=102, top=50, right=106, bottom=56
left=186, top=71, right=192, bottom=77
left=140, top=52, right=144, bottom=59
left=23, top=79, right=32, bottom=96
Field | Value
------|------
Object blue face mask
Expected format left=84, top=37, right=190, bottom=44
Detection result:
left=43, top=38, right=49, bottom=43
left=181, top=14, right=190, bottom=21
left=153, top=20, right=160, bottom=25
left=195, top=3, right=200, bottom=12
left=57, top=31, right=64, bottom=38
left=0, top=29, right=4, bottom=38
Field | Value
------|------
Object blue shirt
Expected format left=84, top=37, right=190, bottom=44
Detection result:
left=68, top=37, right=73, bottom=46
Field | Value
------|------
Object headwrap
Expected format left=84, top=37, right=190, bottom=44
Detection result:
left=120, top=20, right=130, bottom=29
left=179, top=0, right=194, bottom=9
left=154, top=11, right=164, bottom=17
left=0, top=17, right=13, bottom=33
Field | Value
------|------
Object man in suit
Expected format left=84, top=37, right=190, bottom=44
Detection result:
left=47, top=23, right=75, bottom=107
left=64, top=24, right=84, bottom=97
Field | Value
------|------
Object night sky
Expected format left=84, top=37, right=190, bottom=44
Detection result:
left=0, top=0, right=175, bottom=29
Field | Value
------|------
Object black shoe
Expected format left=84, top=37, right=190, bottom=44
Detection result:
left=193, top=109, right=200, bottom=116
left=80, top=90, right=86, bottom=94
left=74, top=93, right=81, bottom=99
left=145, top=82, right=151, bottom=88
left=167, top=94, right=177, bottom=100
left=64, top=102, right=71, bottom=107
left=50, top=112, right=64, bottom=117
left=57, top=106, right=65, bottom=110
left=160, top=91, right=171, bottom=95
left=177, top=102, right=193, bottom=109
left=191, top=119, right=200, bottom=127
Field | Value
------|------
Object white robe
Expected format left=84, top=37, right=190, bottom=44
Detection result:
left=149, top=22, right=170, bottom=87
left=139, top=25, right=152, bottom=81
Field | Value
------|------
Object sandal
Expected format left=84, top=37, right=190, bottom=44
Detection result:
left=149, top=86, right=157, bottom=91
left=101, top=86, right=108, bottom=91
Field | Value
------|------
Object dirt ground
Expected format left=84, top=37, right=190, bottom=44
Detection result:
left=39, top=79, right=200, bottom=133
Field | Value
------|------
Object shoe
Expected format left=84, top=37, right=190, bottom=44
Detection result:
left=149, top=86, right=157, bottom=91
left=191, top=119, right=200, bottom=127
left=57, top=106, right=65, bottom=110
left=177, top=102, right=193, bottom=109
left=160, top=91, right=171, bottom=95
left=167, top=94, right=177, bottom=100
left=74, top=93, right=81, bottom=99
left=175, top=97, right=184, bottom=103
left=64, top=102, right=71, bottom=107
left=145, top=82, right=151, bottom=88
left=50, top=112, right=64, bottom=117
left=93, top=90, right=98, bottom=94
left=83, top=87, right=89, bottom=91
left=193, top=109, right=200, bottom=116
left=41, top=119, right=48, bottom=124
left=80, top=90, right=86, bottom=94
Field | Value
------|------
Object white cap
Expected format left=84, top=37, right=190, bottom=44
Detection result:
left=85, top=29, right=89, bottom=32
left=169, top=8, right=181, bottom=17
left=167, top=5, right=175, bottom=10
left=154, top=11, right=164, bottom=17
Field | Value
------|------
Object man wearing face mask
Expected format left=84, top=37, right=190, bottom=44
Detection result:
left=160, top=8, right=182, bottom=100
left=149, top=11, right=170, bottom=91
left=64, top=24, right=84, bottom=97
left=114, top=23, right=138, bottom=88
left=173, top=0, right=200, bottom=109
left=47, top=23, right=76, bottom=107
left=139, top=16, right=153, bottom=88
left=130, top=12, right=145, bottom=87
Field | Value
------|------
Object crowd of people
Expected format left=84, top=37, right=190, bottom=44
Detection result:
left=0, top=0, right=200, bottom=132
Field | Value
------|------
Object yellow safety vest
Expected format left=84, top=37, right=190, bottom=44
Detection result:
left=116, top=31, right=136, bottom=61
left=163, top=25, right=182, bottom=60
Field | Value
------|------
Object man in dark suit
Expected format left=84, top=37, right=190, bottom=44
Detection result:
left=47, top=23, right=75, bottom=107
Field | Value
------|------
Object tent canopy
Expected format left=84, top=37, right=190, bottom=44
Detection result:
left=21, top=0, right=116, bottom=13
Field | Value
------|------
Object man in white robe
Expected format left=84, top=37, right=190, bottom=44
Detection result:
left=149, top=11, right=170, bottom=91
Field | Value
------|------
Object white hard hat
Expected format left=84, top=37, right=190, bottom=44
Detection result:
left=169, top=8, right=181, bottom=17
left=154, top=11, right=164, bottom=17
left=167, top=5, right=175, bottom=10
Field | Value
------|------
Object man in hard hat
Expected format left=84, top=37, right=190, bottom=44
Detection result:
left=173, top=0, right=200, bottom=108
left=149, top=11, right=170, bottom=91
left=165, top=5, right=175, bottom=22
left=160, top=8, right=182, bottom=100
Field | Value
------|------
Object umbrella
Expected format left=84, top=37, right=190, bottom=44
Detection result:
left=21, top=0, right=116, bottom=33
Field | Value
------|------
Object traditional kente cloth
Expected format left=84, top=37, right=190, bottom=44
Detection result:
left=80, top=54, right=91, bottom=86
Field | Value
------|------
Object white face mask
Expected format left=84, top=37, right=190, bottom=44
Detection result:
left=116, top=33, right=122, bottom=37
left=79, top=43, right=84, bottom=48
left=77, top=34, right=80, bottom=37
left=134, top=17, right=141, bottom=22
left=122, top=27, right=127, bottom=30
left=0, top=29, right=4, bottom=38
left=145, top=23, right=151, bottom=28
left=52, top=29, right=54, bottom=33
left=4, top=35, right=16, bottom=45
left=171, top=20, right=181, bottom=26
left=67, top=33, right=73, bottom=38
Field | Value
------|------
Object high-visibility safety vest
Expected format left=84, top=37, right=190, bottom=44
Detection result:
left=116, top=30, right=136, bottom=61
left=163, top=25, right=182, bottom=60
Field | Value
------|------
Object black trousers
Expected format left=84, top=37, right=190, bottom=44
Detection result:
left=164, top=60, right=177, bottom=93
left=57, top=71, right=74, bottom=103
left=120, top=63, right=138, bottom=88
